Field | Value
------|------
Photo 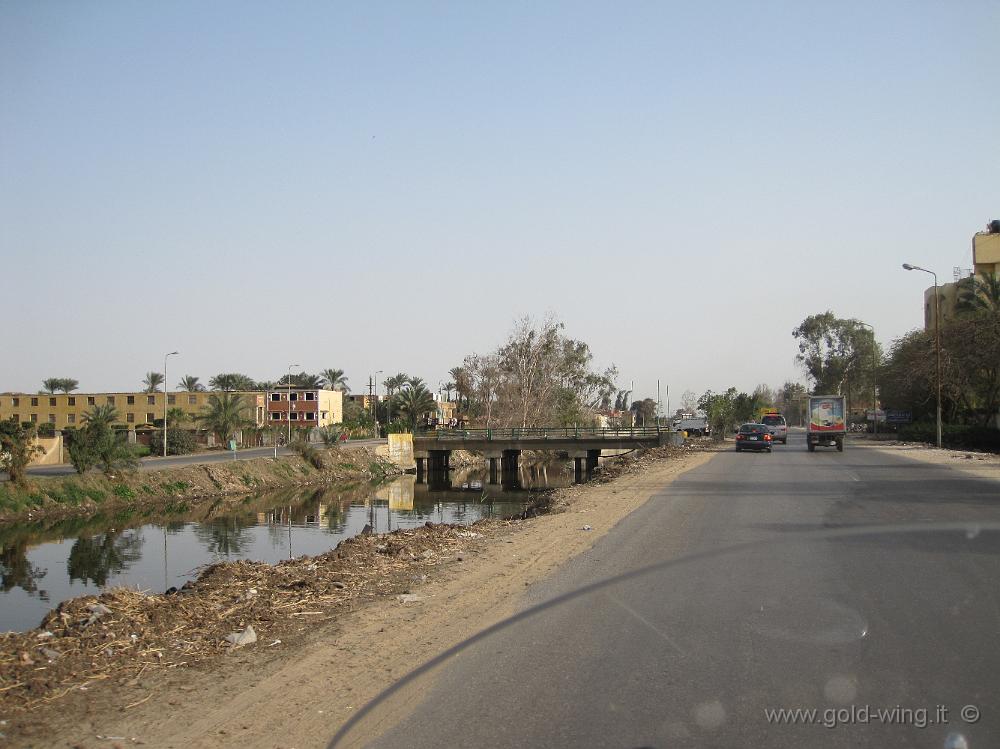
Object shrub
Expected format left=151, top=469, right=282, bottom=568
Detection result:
left=290, top=440, right=326, bottom=470
left=149, top=428, right=198, bottom=456
left=898, top=423, right=1000, bottom=452
left=112, top=484, right=135, bottom=499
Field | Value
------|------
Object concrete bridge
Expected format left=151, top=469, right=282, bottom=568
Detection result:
left=412, top=427, right=679, bottom=486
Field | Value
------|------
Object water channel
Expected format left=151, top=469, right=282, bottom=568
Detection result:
left=0, top=461, right=573, bottom=633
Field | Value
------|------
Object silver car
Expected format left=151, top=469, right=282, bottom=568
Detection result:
left=760, top=413, right=787, bottom=444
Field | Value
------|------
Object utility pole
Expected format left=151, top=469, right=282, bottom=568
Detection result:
left=287, top=363, right=299, bottom=446
left=902, top=264, right=942, bottom=448
left=163, top=351, right=178, bottom=457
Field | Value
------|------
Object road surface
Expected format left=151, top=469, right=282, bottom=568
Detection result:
left=10, top=438, right=385, bottom=478
left=355, top=432, right=1000, bottom=748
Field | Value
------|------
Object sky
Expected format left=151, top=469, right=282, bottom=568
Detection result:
left=2, top=0, right=998, bottom=405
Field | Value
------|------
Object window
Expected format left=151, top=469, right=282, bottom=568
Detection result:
left=67, top=397, right=75, bottom=406
left=31, top=397, right=38, bottom=406
left=304, top=412, right=315, bottom=420
left=88, top=397, right=96, bottom=405
left=68, top=413, right=76, bottom=424
left=30, top=414, right=38, bottom=423
left=127, top=413, right=135, bottom=423
left=168, top=395, right=176, bottom=405
left=146, top=412, right=156, bottom=423
left=49, top=397, right=57, bottom=406
left=305, top=392, right=315, bottom=401
left=289, top=412, right=298, bottom=420
left=48, top=414, right=56, bottom=424
left=127, top=395, right=135, bottom=404
left=11, top=397, right=19, bottom=407
left=147, top=395, right=156, bottom=405
left=270, top=412, right=281, bottom=420
left=106, top=396, right=115, bottom=405
left=188, top=395, right=197, bottom=404
left=271, top=393, right=281, bottom=401
left=289, top=393, right=298, bottom=401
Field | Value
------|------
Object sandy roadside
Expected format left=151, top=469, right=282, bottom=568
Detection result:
left=15, top=445, right=717, bottom=749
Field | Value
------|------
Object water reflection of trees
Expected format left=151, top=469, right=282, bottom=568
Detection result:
left=0, top=539, right=48, bottom=596
left=67, top=530, right=143, bottom=587
left=193, top=517, right=256, bottom=557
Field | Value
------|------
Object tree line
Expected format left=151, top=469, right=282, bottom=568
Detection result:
left=36, top=369, right=352, bottom=395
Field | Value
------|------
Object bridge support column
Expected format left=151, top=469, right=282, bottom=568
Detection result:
left=501, top=450, right=520, bottom=488
left=586, top=449, right=600, bottom=481
left=415, top=457, right=426, bottom=484
left=574, top=457, right=584, bottom=484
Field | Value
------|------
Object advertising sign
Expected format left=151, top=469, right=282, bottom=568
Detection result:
left=809, top=397, right=845, bottom=432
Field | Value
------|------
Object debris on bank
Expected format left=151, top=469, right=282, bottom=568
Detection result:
left=0, top=520, right=510, bottom=713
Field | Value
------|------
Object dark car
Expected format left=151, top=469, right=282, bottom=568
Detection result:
left=735, top=423, right=773, bottom=452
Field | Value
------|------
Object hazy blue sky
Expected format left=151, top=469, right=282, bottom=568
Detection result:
left=2, top=0, right=997, bottom=404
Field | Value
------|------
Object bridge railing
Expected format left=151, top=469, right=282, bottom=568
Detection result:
left=416, top=426, right=664, bottom=441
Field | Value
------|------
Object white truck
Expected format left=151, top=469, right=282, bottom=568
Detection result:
left=806, top=395, right=846, bottom=452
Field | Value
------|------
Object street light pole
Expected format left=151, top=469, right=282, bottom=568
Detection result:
left=374, top=370, right=383, bottom=438
left=287, top=363, right=300, bottom=446
left=163, top=351, right=178, bottom=457
left=858, top=323, right=877, bottom=437
left=902, top=264, right=942, bottom=448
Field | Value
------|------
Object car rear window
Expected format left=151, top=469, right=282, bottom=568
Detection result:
left=739, top=424, right=766, bottom=433
left=761, top=415, right=785, bottom=426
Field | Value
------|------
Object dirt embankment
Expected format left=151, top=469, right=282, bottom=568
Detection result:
left=0, top=446, right=401, bottom=527
left=0, top=442, right=718, bottom=748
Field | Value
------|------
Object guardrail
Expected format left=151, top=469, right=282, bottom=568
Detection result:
left=416, top=426, right=664, bottom=441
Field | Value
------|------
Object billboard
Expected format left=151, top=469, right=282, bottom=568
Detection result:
left=809, top=397, right=845, bottom=432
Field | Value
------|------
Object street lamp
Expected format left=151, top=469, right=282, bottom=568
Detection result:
left=902, top=263, right=942, bottom=448
left=287, top=363, right=300, bottom=446
left=857, top=323, right=877, bottom=437
left=374, top=370, right=383, bottom=437
left=163, top=351, right=178, bottom=457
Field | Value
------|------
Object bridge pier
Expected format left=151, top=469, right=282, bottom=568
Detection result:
left=485, top=451, right=502, bottom=485
left=416, top=457, right=426, bottom=484
left=501, top=450, right=520, bottom=488
left=587, top=449, right=600, bottom=481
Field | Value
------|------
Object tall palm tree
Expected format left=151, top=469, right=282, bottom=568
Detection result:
left=166, top=407, right=188, bottom=427
left=57, top=378, right=79, bottom=393
left=442, top=381, right=456, bottom=402
left=198, top=393, right=250, bottom=444
left=393, top=385, right=436, bottom=431
left=383, top=373, right=409, bottom=396
left=957, top=273, right=1000, bottom=315
left=41, top=378, right=61, bottom=394
left=142, top=372, right=164, bottom=393
left=209, top=373, right=256, bottom=391
left=450, top=366, right=471, bottom=410
left=407, top=376, right=425, bottom=390
left=320, top=368, right=350, bottom=392
left=292, top=372, right=324, bottom=389
left=178, top=375, right=206, bottom=392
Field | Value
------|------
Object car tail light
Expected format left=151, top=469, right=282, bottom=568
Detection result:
left=736, top=434, right=743, bottom=440
left=764, top=434, right=772, bottom=441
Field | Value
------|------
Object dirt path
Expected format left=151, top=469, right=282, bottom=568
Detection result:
left=861, top=440, right=1000, bottom=483
left=10, top=446, right=716, bottom=748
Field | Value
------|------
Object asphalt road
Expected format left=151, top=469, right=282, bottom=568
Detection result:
left=355, top=431, right=1000, bottom=748
left=13, top=439, right=385, bottom=478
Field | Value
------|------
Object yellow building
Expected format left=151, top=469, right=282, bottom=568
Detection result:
left=0, top=391, right=266, bottom=430
left=919, top=224, right=1000, bottom=330
left=973, top=228, right=1000, bottom=277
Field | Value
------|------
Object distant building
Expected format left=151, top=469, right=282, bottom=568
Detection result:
left=266, top=388, right=344, bottom=430
left=919, top=222, right=1000, bottom=330
left=0, top=391, right=265, bottom=431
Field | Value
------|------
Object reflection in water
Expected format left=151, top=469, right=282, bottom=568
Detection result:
left=0, top=460, right=573, bottom=632
left=67, top=530, right=143, bottom=587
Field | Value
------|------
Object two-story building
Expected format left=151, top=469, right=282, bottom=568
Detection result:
left=266, top=388, right=344, bottom=431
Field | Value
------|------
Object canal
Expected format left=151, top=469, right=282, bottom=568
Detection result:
left=0, top=462, right=573, bottom=633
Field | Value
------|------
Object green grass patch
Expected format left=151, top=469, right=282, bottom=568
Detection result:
left=338, top=462, right=358, bottom=471
left=160, top=481, right=190, bottom=493
left=140, top=484, right=156, bottom=495
left=112, top=484, right=135, bottom=499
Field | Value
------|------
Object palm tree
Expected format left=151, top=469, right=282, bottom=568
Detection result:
left=393, top=385, right=436, bottom=431
left=198, top=393, right=251, bottom=444
left=82, top=404, right=120, bottom=431
left=320, top=368, right=350, bottom=392
left=442, top=381, right=456, bottom=402
left=178, top=375, right=206, bottom=392
left=209, top=373, right=256, bottom=391
left=57, top=378, right=79, bottom=393
left=407, top=376, right=426, bottom=390
left=142, top=372, right=164, bottom=393
left=41, top=378, right=61, bottom=394
left=290, top=372, right=324, bottom=389
left=957, top=273, right=1000, bottom=315
left=166, top=407, right=188, bottom=427
left=382, top=373, right=409, bottom=396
